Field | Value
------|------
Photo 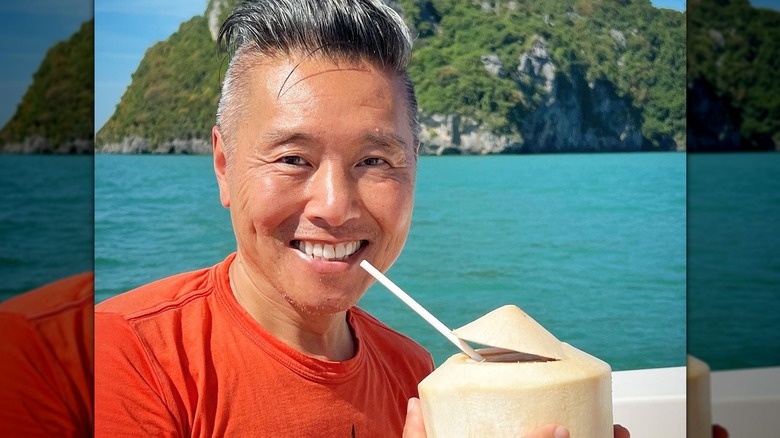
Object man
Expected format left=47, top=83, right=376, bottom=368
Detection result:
left=95, top=1, right=629, bottom=436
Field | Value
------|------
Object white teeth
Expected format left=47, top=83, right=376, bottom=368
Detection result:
left=296, top=240, right=362, bottom=261
left=335, top=244, right=346, bottom=259
left=322, top=245, right=335, bottom=259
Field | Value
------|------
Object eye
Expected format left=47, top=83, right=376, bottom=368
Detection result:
left=358, top=157, right=387, bottom=167
left=279, top=155, right=308, bottom=166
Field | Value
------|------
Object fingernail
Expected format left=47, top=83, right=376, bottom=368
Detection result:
left=407, top=398, right=416, bottom=413
left=554, top=426, right=570, bottom=438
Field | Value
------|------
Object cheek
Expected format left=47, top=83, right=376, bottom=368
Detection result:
left=361, top=178, right=415, bottom=234
left=230, top=172, right=303, bottom=235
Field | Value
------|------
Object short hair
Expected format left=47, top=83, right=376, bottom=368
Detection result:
left=216, top=0, right=419, bottom=158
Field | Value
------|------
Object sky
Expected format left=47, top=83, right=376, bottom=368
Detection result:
left=649, top=0, right=686, bottom=10
left=751, top=0, right=780, bottom=8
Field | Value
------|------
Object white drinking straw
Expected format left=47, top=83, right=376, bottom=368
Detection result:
left=360, top=260, right=484, bottom=361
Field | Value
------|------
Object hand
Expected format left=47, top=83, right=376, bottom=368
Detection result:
left=713, top=424, right=729, bottom=438
left=514, top=423, right=630, bottom=438
left=402, top=397, right=631, bottom=438
left=614, top=424, right=630, bottom=438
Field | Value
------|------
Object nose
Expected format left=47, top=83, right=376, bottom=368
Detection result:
left=304, top=162, right=361, bottom=226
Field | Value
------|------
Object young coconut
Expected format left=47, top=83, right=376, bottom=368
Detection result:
left=418, top=305, right=613, bottom=438
left=687, top=355, right=712, bottom=438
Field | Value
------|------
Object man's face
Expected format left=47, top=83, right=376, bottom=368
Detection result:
left=213, top=55, right=417, bottom=315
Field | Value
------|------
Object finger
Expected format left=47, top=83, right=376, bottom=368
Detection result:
left=614, top=424, right=630, bottom=438
left=402, top=397, right=426, bottom=438
left=713, top=424, right=729, bottom=438
left=521, top=423, right=569, bottom=438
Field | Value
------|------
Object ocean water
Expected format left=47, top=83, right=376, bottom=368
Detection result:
left=0, top=155, right=93, bottom=300
left=3, top=153, right=773, bottom=371
left=688, top=153, right=780, bottom=371
left=95, top=153, right=687, bottom=370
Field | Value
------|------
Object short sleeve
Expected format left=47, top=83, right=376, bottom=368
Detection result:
left=94, top=312, right=182, bottom=437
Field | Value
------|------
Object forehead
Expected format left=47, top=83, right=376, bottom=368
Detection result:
left=244, top=53, right=399, bottom=101
left=234, top=53, right=414, bottom=150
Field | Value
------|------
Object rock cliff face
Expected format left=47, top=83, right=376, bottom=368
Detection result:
left=207, top=0, right=225, bottom=41
left=0, top=137, right=92, bottom=154
left=100, top=137, right=211, bottom=154
left=687, top=79, right=743, bottom=152
left=517, top=72, right=646, bottom=153
left=419, top=113, right=513, bottom=155
left=419, top=36, right=657, bottom=155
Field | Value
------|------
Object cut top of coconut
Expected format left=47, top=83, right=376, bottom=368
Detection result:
left=687, top=354, right=710, bottom=378
left=452, top=305, right=566, bottom=360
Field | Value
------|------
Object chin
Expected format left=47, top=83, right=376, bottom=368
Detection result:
left=281, top=292, right=358, bottom=316
left=295, top=304, right=350, bottom=316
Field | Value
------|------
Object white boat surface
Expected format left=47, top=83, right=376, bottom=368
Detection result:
left=612, top=366, right=780, bottom=437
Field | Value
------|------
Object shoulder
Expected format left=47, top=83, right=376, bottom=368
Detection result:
left=94, top=256, right=235, bottom=404
left=0, top=272, right=93, bottom=319
left=96, top=254, right=233, bottom=321
left=350, top=307, right=434, bottom=372
left=0, top=272, right=93, bottom=358
left=94, top=254, right=236, bottom=372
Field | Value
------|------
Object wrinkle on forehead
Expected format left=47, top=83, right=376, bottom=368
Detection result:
left=276, top=66, right=371, bottom=99
left=266, top=60, right=396, bottom=106
left=259, top=60, right=401, bottom=118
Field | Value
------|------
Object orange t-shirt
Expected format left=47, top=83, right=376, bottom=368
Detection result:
left=95, top=254, right=434, bottom=437
left=0, top=272, right=94, bottom=437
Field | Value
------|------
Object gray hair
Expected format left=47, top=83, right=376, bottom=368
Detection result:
left=216, top=0, right=419, bottom=158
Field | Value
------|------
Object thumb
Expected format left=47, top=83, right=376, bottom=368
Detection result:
left=402, top=398, right=427, bottom=438
left=522, top=424, right=570, bottom=438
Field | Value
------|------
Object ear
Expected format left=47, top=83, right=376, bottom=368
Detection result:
left=213, top=125, right=231, bottom=208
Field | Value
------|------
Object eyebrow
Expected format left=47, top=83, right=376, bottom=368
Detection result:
left=360, top=131, right=411, bottom=154
left=262, top=130, right=315, bottom=148
left=261, top=129, right=411, bottom=153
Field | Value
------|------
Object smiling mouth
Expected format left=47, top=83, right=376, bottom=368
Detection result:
left=291, top=240, right=367, bottom=261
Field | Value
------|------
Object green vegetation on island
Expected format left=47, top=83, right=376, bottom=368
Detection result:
left=402, top=0, right=685, bottom=146
left=97, top=15, right=223, bottom=150
left=0, top=19, right=94, bottom=153
left=688, top=0, right=780, bottom=151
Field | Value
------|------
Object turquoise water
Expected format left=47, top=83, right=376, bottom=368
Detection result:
left=688, top=153, right=780, bottom=370
left=95, top=153, right=687, bottom=370
left=3, top=154, right=772, bottom=371
left=0, top=155, right=93, bottom=299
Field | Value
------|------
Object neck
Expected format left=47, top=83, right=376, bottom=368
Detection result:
left=228, top=255, right=356, bottom=361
